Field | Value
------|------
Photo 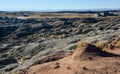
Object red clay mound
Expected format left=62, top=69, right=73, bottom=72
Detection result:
left=26, top=43, right=120, bottom=74
left=72, top=42, right=118, bottom=60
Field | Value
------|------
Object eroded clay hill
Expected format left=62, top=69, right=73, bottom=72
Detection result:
left=0, top=11, right=120, bottom=74
left=26, top=42, right=120, bottom=74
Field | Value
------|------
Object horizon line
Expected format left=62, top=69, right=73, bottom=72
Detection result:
left=0, top=8, right=120, bottom=12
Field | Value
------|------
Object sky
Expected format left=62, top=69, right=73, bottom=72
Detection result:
left=0, top=0, right=120, bottom=11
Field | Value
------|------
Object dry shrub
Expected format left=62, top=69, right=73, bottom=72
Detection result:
left=104, top=37, right=120, bottom=50
left=114, top=39, right=120, bottom=47
left=94, top=40, right=104, bottom=50
left=77, top=41, right=104, bottom=50
left=77, top=41, right=87, bottom=47
left=12, top=70, right=18, bottom=74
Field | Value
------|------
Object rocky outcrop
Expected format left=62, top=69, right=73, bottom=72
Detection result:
left=0, top=57, right=17, bottom=67
left=96, top=12, right=117, bottom=17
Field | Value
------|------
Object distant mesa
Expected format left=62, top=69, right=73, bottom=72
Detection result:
left=94, top=11, right=118, bottom=17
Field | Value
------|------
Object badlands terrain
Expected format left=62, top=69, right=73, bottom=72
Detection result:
left=0, top=10, right=120, bottom=74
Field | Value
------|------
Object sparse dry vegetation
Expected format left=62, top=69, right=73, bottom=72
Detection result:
left=94, top=40, right=104, bottom=50
left=113, top=37, right=120, bottom=47
left=103, top=37, right=120, bottom=51
left=77, top=41, right=87, bottom=47
left=11, top=70, right=19, bottom=74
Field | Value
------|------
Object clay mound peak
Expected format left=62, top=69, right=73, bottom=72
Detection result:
left=72, top=42, right=118, bottom=60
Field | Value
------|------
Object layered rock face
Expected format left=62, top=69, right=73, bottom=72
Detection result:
left=0, top=16, right=120, bottom=40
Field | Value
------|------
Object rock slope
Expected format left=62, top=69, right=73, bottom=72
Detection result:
left=26, top=43, right=120, bottom=74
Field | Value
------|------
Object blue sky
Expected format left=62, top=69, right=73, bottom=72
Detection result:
left=0, top=0, right=120, bottom=11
